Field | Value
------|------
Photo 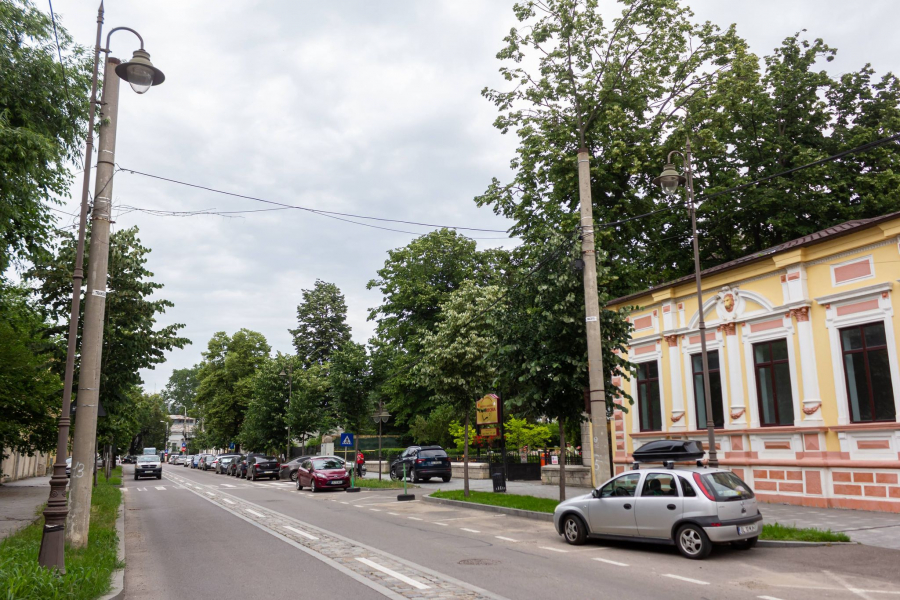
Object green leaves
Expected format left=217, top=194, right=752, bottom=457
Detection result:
left=289, top=280, right=351, bottom=368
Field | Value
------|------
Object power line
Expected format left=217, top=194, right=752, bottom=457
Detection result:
left=117, top=167, right=513, bottom=235
left=47, top=0, right=81, bottom=169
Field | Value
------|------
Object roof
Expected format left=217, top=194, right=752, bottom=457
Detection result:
left=609, top=210, right=900, bottom=306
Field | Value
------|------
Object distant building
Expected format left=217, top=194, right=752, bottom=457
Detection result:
left=166, top=414, right=197, bottom=454
left=607, top=211, right=900, bottom=513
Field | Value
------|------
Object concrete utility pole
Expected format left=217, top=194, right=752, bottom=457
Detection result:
left=67, top=55, right=121, bottom=548
left=577, top=148, right=612, bottom=486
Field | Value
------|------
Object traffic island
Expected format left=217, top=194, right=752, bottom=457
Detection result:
left=425, top=490, right=555, bottom=522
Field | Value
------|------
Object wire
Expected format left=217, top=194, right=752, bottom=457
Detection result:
left=117, top=167, right=513, bottom=235
left=47, top=0, right=81, bottom=169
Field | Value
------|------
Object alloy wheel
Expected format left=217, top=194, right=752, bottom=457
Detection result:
left=679, top=528, right=702, bottom=556
left=564, top=519, right=579, bottom=543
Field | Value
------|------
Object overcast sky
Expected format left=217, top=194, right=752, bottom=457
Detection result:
left=49, top=1, right=900, bottom=394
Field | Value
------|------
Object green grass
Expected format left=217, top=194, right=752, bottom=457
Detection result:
left=760, top=522, right=851, bottom=543
left=0, top=466, right=124, bottom=600
left=353, top=477, right=413, bottom=489
left=430, top=489, right=560, bottom=513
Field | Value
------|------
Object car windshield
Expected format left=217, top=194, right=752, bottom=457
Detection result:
left=418, top=449, right=447, bottom=458
left=312, top=458, right=344, bottom=470
left=137, top=456, right=157, bottom=463
left=702, top=472, right=755, bottom=501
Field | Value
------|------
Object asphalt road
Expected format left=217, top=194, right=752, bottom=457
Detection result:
left=122, top=464, right=900, bottom=600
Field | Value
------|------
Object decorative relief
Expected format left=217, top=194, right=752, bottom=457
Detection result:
left=730, top=408, right=745, bottom=420
left=670, top=412, right=684, bottom=423
left=715, top=286, right=744, bottom=322
left=717, top=323, right=736, bottom=336
left=664, top=335, right=679, bottom=347
left=802, top=402, right=821, bottom=416
left=790, top=306, right=810, bottom=322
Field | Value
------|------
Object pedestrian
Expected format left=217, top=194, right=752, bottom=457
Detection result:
left=356, top=450, right=365, bottom=477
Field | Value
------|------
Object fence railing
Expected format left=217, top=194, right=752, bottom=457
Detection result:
left=448, top=449, right=582, bottom=466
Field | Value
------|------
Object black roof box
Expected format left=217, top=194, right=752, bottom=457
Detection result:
left=633, top=440, right=705, bottom=463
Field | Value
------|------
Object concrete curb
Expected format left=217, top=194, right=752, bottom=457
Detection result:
left=98, top=490, right=126, bottom=600
left=756, top=539, right=858, bottom=548
left=423, top=494, right=553, bottom=522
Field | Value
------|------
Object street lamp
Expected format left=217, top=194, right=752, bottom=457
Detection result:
left=279, top=365, right=293, bottom=462
left=39, top=3, right=166, bottom=571
left=652, top=139, right=719, bottom=468
left=371, top=401, right=391, bottom=481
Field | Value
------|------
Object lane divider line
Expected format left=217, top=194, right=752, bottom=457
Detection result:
left=284, top=525, right=319, bottom=541
left=246, top=509, right=265, bottom=518
left=370, top=509, right=382, bottom=512
left=155, top=486, right=166, bottom=490
left=408, top=517, right=423, bottom=521
left=539, top=547, right=568, bottom=553
left=434, top=523, right=448, bottom=526
left=495, top=536, right=518, bottom=542
left=593, top=558, right=628, bottom=567
left=663, top=574, right=709, bottom=585
left=461, top=528, right=481, bottom=533
left=355, top=557, right=430, bottom=591
left=222, top=498, right=236, bottom=505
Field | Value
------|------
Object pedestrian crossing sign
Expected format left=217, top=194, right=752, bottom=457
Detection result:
left=339, top=433, right=354, bottom=447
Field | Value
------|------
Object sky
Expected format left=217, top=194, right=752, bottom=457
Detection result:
left=46, top=0, right=900, bottom=394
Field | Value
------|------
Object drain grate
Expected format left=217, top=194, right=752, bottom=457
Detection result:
left=458, top=558, right=500, bottom=566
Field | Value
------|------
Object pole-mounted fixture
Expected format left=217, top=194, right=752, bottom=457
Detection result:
left=103, top=27, right=165, bottom=94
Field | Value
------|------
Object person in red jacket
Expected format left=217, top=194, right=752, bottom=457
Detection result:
left=356, top=450, right=365, bottom=477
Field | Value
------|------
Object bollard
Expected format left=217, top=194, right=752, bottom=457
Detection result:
left=397, top=462, right=414, bottom=501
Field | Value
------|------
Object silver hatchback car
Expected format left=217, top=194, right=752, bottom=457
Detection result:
left=554, top=441, right=761, bottom=559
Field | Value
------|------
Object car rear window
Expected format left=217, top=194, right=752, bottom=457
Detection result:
left=418, top=450, right=447, bottom=458
left=258, top=456, right=276, bottom=462
left=702, top=472, right=755, bottom=501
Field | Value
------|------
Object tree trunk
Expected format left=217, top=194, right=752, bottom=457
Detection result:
left=558, top=419, right=566, bottom=502
left=463, top=412, right=470, bottom=498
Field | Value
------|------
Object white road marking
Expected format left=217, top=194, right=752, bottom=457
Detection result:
left=408, top=517, right=423, bottom=521
left=388, top=512, right=400, bottom=516
left=461, top=528, right=481, bottom=533
left=539, top=547, right=569, bottom=553
left=370, top=509, right=382, bottom=512
left=434, top=522, right=448, bottom=526
left=222, top=498, right=236, bottom=505
left=758, top=596, right=786, bottom=600
left=355, top=557, right=430, bottom=590
left=594, top=558, right=629, bottom=567
left=495, top=536, right=518, bottom=542
left=663, top=574, right=709, bottom=585
left=206, top=492, right=215, bottom=497
left=340, top=502, right=350, bottom=505
left=246, top=509, right=265, bottom=518
left=284, top=525, right=319, bottom=541
left=137, top=487, right=146, bottom=491
left=155, top=486, right=166, bottom=490
left=221, top=484, right=236, bottom=488
left=122, top=488, right=128, bottom=492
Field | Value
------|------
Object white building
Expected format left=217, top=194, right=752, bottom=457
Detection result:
left=166, top=414, right=197, bottom=454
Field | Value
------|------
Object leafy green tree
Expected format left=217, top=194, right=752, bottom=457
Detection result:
left=329, top=341, right=373, bottom=461
left=503, top=417, right=553, bottom=452
left=287, top=364, right=333, bottom=451
left=368, top=229, right=507, bottom=429
left=195, top=329, right=270, bottom=450
left=0, top=284, right=61, bottom=471
left=126, top=388, right=168, bottom=455
left=240, top=354, right=294, bottom=455
left=409, top=404, right=455, bottom=448
left=289, top=279, right=351, bottom=368
left=415, top=281, right=502, bottom=496
left=0, top=0, right=91, bottom=272
left=162, top=365, right=201, bottom=415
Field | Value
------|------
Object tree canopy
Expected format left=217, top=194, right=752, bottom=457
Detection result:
left=289, top=279, right=352, bottom=368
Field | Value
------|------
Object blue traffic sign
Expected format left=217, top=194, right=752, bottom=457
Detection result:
left=339, top=433, right=354, bottom=447
left=229, top=442, right=235, bottom=450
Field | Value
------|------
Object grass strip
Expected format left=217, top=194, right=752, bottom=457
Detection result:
left=430, top=489, right=559, bottom=513
left=0, top=466, right=124, bottom=600
left=760, top=522, right=850, bottom=543
left=353, top=478, right=412, bottom=489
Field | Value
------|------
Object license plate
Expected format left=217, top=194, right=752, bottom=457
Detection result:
left=329, top=480, right=342, bottom=485
left=426, top=461, right=439, bottom=466
left=738, top=524, right=757, bottom=535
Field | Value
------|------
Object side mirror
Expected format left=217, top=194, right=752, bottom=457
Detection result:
left=592, top=489, right=600, bottom=499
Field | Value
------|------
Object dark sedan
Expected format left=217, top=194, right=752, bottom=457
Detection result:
left=217, top=455, right=239, bottom=474
left=296, top=456, right=350, bottom=492
left=247, top=455, right=280, bottom=481
left=278, top=456, right=310, bottom=482
left=228, top=455, right=246, bottom=477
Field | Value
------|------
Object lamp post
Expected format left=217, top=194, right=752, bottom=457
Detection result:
left=279, top=365, right=293, bottom=462
left=53, top=10, right=165, bottom=556
left=371, top=401, right=391, bottom=481
left=652, top=139, right=719, bottom=467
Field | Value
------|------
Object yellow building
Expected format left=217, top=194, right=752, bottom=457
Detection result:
left=608, top=211, right=900, bottom=513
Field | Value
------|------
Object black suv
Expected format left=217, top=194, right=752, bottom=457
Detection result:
left=390, top=446, right=451, bottom=483
left=247, top=455, right=280, bottom=481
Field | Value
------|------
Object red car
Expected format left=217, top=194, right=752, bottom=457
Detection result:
left=296, top=456, right=350, bottom=492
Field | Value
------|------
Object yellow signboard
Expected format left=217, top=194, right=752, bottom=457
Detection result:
left=479, top=427, right=498, bottom=437
left=476, top=394, right=499, bottom=425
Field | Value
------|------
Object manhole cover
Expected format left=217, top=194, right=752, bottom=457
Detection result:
left=458, top=559, right=500, bottom=566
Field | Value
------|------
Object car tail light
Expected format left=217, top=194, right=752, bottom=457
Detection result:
left=416, top=459, right=424, bottom=464
left=692, top=472, right=716, bottom=501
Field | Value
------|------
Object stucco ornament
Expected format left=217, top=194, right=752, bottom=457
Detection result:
left=715, top=286, right=743, bottom=322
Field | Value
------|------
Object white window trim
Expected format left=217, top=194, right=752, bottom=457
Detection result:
left=830, top=254, right=875, bottom=287
left=818, top=288, right=899, bottom=425
left=681, top=333, right=727, bottom=432
left=628, top=344, right=666, bottom=434
left=741, top=316, right=801, bottom=429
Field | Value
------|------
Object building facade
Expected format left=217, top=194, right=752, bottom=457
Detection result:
left=608, top=212, right=900, bottom=513
left=166, top=415, right=197, bottom=454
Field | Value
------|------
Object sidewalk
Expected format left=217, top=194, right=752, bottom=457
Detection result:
left=423, top=476, right=900, bottom=550
left=0, top=475, right=52, bottom=540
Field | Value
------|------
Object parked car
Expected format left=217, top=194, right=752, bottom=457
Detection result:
left=199, top=455, right=217, bottom=471
left=389, top=445, right=451, bottom=483
left=216, top=455, right=239, bottom=474
left=233, top=455, right=250, bottom=478
left=134, top=454, right=162, bottom=480
left=172, top=455, right=186, bottom=465
left=191, top=454, right=202, bottom=469
left=279, top=456, right=311, bottom=482
left=65, top=456, right=72, bottom=477
left=227, top=455, right=245, bottom=476
left=553, top=440, right=761, bottom=560
left=247, top=455, right=280, bottom=481
left=183, top=455, right=193, bottom=467
left=296, top=456, right=350, bottom=492
left=121, top=455, right=136, bottom=464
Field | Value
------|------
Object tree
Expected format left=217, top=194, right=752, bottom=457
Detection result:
left=368, top=229, right=507, bottom=429
left=126, top=388, right=168, bottom=455
left=287, top=363, right=333, bottom=451
left=289, top=279, right=351, bottom=368
left=503, top=417, right=553, bottom=452
left=329, top=341, right=373, bottom=465
left=409, top=404, right=455, bottom=448
left=162, top=365, right=201, bottom=415
left=195, top=329, right=270, bottom=450
left=0, top=0, right=91, bottom=273
left=415, top=281, right=502, bottom=496
left=0, top=284, right=61, bottom=472
left=240, top=354, right=295, bottom=455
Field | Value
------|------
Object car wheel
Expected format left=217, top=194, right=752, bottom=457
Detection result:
left=133, top=474, right=138, bottom=480
left=249, top=470, right=255, bottom=482
left=442, top=475, right=451, bottom=483
left=297, top=478, right=303, bottom=491
left=310, top=480, right=317, bottom=493
left=290, top=471, right=298, bottom=482
left=676, top=524, right=712, bottom=560
left=562, top=515, right=587, bottom=545
left=731, top=536, right=758, bottom=550
left=389, top=467, right=398, bottom=481
left=157, top=474, right=162, bottom=480
left=275, top=475, right=280, bottom=481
